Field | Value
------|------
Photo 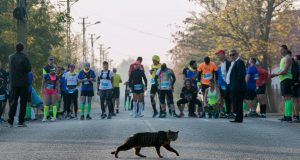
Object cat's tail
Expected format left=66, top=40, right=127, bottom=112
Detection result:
left=111, top=151, right=116, bottom=154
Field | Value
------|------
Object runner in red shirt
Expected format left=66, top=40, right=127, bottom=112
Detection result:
left=255, top=62, right=269, bottom=118
left=128, top=57, right=144, bottom=77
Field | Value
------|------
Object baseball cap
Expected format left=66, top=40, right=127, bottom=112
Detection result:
left=215, top=50, right=225, bottom=55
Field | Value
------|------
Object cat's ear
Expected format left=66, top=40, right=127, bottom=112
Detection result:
left=177, top=131, right=179, bottom=133
left=168, top=130, right=171, bottom=133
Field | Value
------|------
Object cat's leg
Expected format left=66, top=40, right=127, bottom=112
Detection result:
left=155, top=146, right=163, bottom=158
left=135, top=147, right=146, bottom=158
left=115, top=144, right=133, bottom=158
left=163, top=144, right=179, bottom=156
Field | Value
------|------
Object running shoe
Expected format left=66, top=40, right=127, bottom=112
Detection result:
left=42, top=117, right=47, bottom=122
left=112, top=113, right=117, bottom=116
left=51, top=117, right=56, bottom=122
left=6, top=123, right=13, bottom=128
left=208, top=113, right=212, bottom=119
left=188, top=113, right=197, bottom=118
left=159, top=112, right=167, bottom=118
left=80, top=115, right=85, bottom=120
left=214, top=113, right=219, bottom=119
left=152, top=111, right=158, bottom=118
left=179, top=112, right=184, bottom=118
left=107, top=113, right=112, bottom=119
left=17, top=123, right=27, bottom=127
left=101, top=113, right=107, bottom=119
left=260, top=114, right=266, bottom=118
left=86, top=114, right=92, bottom=120
left=116, top=109, right=119, bottom=114
left=173, top=112, right=180, bottom=118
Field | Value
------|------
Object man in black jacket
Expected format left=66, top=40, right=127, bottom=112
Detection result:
left=226, top=49, right=246, bottom=123
left=7, top=43, right=32, bottom=127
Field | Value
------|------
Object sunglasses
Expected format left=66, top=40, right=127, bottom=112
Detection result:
left=229, top=54, right=236, bottom=57
left=49, top=59, right=54, bottom=61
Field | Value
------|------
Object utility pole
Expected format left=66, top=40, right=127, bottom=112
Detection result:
left=66, top=0, right=71, bottom=64
left=98, top=44, right=103, bottom=70
left=90, top=34, right=95, bottom=68
left=90, top=34, right=100, bottom=69
left=79, top=17, right=90, bottom=63
left=15, top=0, right=26, bottom=45
left=60, top=0, right=78, bottom=64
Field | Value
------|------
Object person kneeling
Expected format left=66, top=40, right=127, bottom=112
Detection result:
left=177, top=79, right=202, bottom=118
left=204, top=79, right=221, bottom=118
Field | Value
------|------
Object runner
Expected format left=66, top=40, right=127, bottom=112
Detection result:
left=0, top=62, right=8, bottom=123
left=42, top=67, right=60, bottom=122
left=43, top=56, right=55, bottom=75
left=112, top=68, right=122, bottom=114
left=65, top=64, right=79, bottom=119
left=155, top=63, right=178, bottom=118
left=255, top=61, right=269, bottom=118
left=271, top=45, right=293, bottom=122
left=123, top=81, right=132, bottom=111
left=97, top=61, right=114, bottom=119
left=182, top=60, right=203, bottom=117
left=197, top=56, right=217, bottom=118
left=149, top=55, right=161, bottom=118
left=56, top=67, right=67, bottom=117
left=203, top=79, right=221, bottom=118
left=78, top=63, right=96, bottom=120
left=244, top=58, right=259, bottom=117
left=129, top=57, right=144, bottom=76
left=128, top=61, right=147, bottom=118
left=215, top=50, right=233, bottom=118
left=177, top=79, right=201, bottom=117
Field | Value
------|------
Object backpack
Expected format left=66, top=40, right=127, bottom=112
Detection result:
left=291, top=59, right=299, bottom=83
left=99, top=70, right=111, bottom=80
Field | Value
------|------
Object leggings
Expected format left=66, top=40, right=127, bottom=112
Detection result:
left=66, top=90, right=78, bottom=115
left=100, top=90, right=113, bottom=114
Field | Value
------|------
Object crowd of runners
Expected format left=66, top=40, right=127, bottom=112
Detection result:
left=0, top=43, right=300, bottom=127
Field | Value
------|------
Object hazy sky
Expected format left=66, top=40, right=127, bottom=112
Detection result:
left=50, top=0, right=199, bottom=66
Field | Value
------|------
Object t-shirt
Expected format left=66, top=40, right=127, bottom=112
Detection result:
left=197, top=62, right=217, bottom=85
left=246, top=65, right=258, bottom=90
left=256, top=66, right=268, bottom=87
left=156, top=69, right=174, bottom=90
left=0, top=69, right=8, bottom=94
left=217, top=66, right=227, bottom=90
left=182, top=67, right=198, bottom=88
left=98, top=70, right=114, bottom=90
left=78, top=69, right=96, bottom=91
left=113, top=73, right=122, bottom=88
left=129, top=63, right=144, bottom=76
left=64, top=71, right=78, bottom=90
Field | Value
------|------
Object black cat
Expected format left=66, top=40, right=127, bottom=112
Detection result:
left=111, top=130, right=179, bottom=158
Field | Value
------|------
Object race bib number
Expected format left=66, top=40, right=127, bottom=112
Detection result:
left=0, top=94, right=5, bottom=100
left=101, top=81, right=109, bottom=89
left=254, top=73, right=259, bottom=80
left=134, top=84, right=143, bottom=90
left=68, top=88, right=76, bottom=94
left=83, top=81, right=90, bottom=85
left=150, top=79, right=155, bottom=85
left=221, top=86, right=226, bottom=90
left=161, top=81, right=170, bottom=89
left=204, top=73, right=211, bottom=79
left=46, top=84, right=55, bottom=89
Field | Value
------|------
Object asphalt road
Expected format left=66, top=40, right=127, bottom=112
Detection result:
left=1, top=103, right=300, bottom=160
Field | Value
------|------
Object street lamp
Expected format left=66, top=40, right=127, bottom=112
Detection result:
left=80, top=19, right=101, bottom=63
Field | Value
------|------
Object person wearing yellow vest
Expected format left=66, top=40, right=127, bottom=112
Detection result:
left=113, top=68, right=122, bottom=114
left=149, top=55, right=161, bottom=118
left=203, top=79, right=221, bottom=118
left=271, top=45, right=293, bottom=122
